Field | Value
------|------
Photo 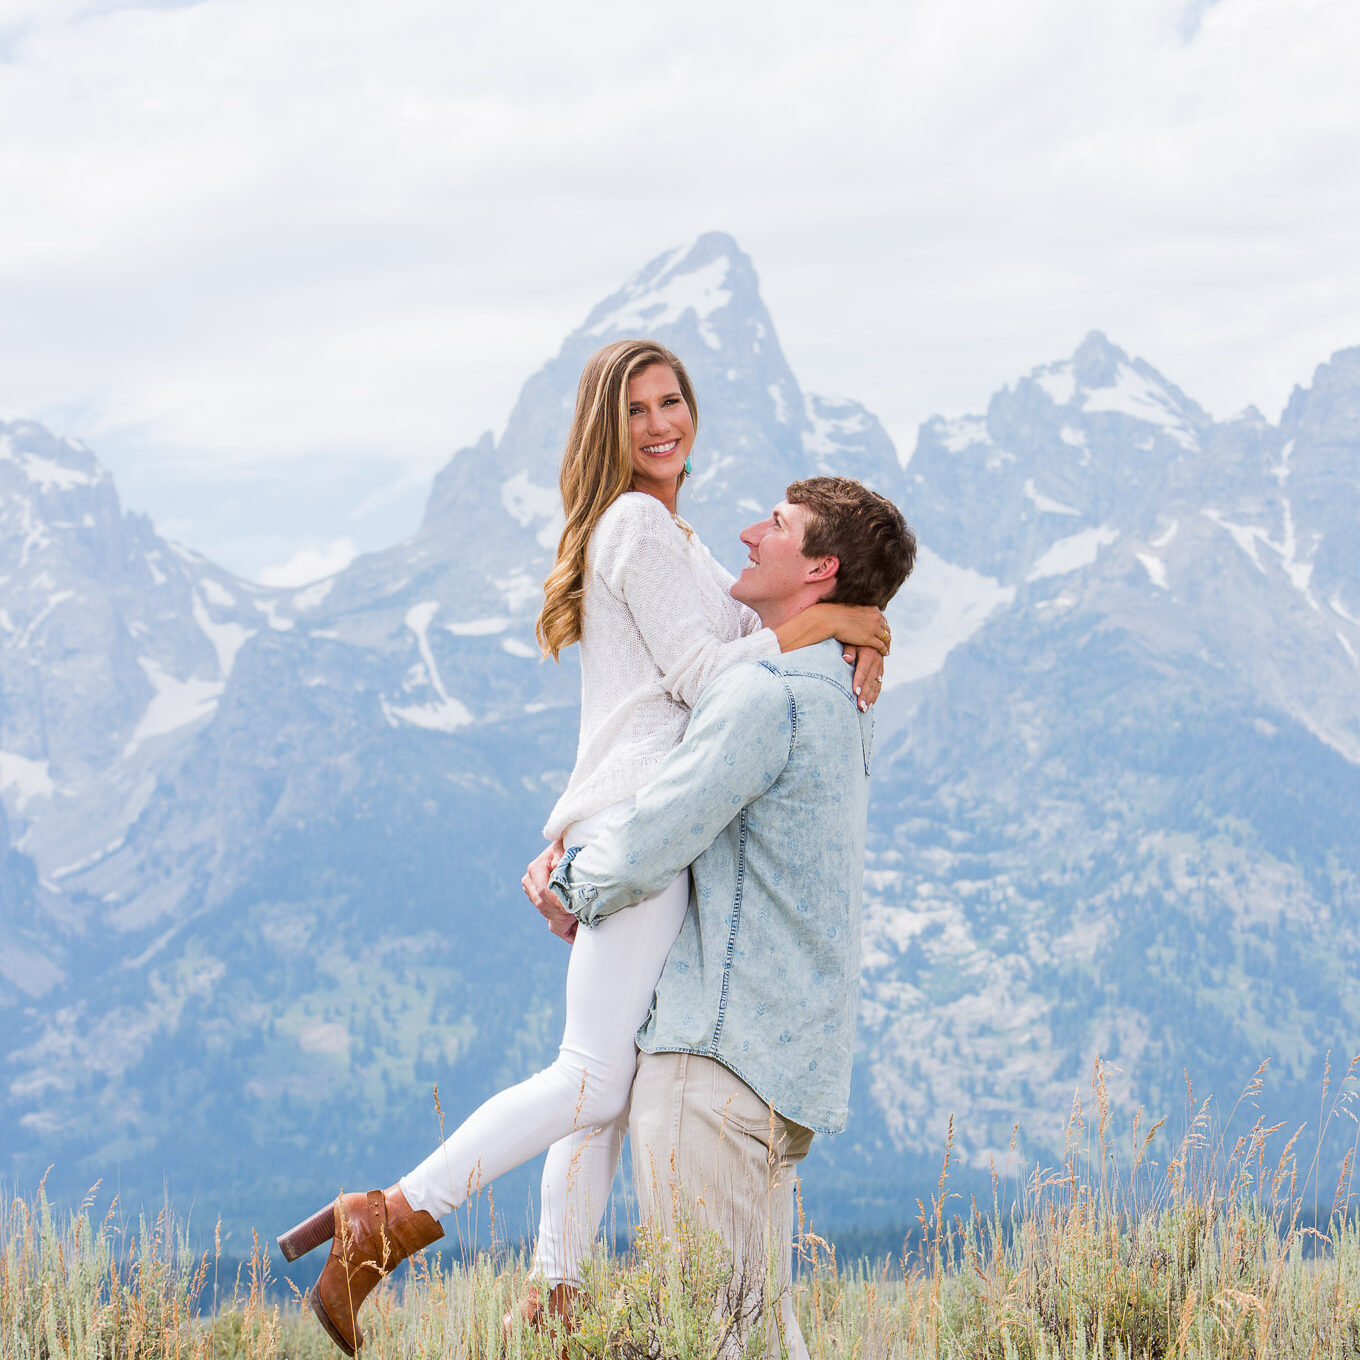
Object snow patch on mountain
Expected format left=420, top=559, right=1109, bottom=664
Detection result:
left=1023, top=479, right=1080, bottom=517
left=192, top=595, right=253, bottom=675
left=1137, top=553, right=1169, bottom=590
left=446, top=617, right=509, bottom=636
left=501, top=471, right=563, bottom=549
left=494, top=572, right=540, bottom=613
left=49, top=833, right=130, bottom=882
left=1295, top=712, right=1360, bottom=766
left=937, top=416, right=990, bottom=452
left=1275, top=500, right=1316, bottom=606
left=1202, top=506, right=1318, bottom=608
left=14, top=453, right=99, bottom=492
left=293, top=578, right=334, bottom=610
left=1028, top=525, right=1120, bottom=581
left=1034, top=364, right=1077, bottom=406
left=16, top=590, right=74, bottom=648
left=1270, top=438, right=1296, bottom=486
left=1082, top=364, right=1199, bottom=450
left=886, top=548, right=1016, bottom=685
left=125, top=660, right=224, bottom=752
left=0, top=751, right=54, bottom=807
left=383, top=601, right=473, bottom=733
left=253, top=597, right=294, bottom=631
left=803, top=394, right=870, bottom=457
left=1202, top=510, right=1263, bottom=569
left=199, top=580, right=235, bottom=608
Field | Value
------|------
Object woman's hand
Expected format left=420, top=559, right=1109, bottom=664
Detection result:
left=522, top=839, right=576, bottom=943
left=843, top=645, right=887, bottom=711
left=825, top=603, right=890, bottom=653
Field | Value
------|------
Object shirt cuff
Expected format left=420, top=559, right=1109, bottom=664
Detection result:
left=547, top=845, right=597, bottom=925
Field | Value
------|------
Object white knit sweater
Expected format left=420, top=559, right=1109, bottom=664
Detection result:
left=543, top=492, right=780, bottom=840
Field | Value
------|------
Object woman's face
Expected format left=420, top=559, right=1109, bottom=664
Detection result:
left=627, top=363, right=694, bottom=506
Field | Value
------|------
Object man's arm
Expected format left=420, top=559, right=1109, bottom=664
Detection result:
left=548, top=664, right=793, bottom=928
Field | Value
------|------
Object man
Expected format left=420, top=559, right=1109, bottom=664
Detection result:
left=540, top=475, right=916, bottom=1358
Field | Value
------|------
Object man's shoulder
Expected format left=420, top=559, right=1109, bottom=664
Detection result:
left=699, top=654, right=793, bottom=717
left=758, top=640, right=873, bottom=769
left=761, top=639, right=857, bottom=699
left=700, top=639, right=855, bottom=709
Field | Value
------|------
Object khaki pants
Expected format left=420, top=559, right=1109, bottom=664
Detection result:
left=629, top=1051, right=815, bottom=1360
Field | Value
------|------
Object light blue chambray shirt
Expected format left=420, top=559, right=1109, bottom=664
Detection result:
left=548, top=639, right=874, bottom=1136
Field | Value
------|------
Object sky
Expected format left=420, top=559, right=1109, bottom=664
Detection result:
left=1, top=0, right=1357, bottom=584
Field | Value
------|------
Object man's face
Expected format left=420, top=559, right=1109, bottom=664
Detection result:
left=731, top=500, right=823, bottom=615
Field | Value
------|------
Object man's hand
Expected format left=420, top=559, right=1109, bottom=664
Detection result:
left=523, top=839, right=577, bottom=943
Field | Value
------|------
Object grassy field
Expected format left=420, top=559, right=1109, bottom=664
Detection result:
left=6, top=1061, right=1360, bottom=1358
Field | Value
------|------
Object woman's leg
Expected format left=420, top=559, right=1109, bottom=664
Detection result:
left=528, top=863, right=689, bottom=1283
left=531, top=1118, right=626, bottom=1285
left=400, top=854, right=689, bottom=1221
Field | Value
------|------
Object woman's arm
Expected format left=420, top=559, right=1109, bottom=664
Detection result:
left=599, top=498, right=781, bottom=709
left=772, top=601, right=888, bottom=654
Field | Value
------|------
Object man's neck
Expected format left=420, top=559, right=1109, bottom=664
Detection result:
left=754, top=589, right=828, bottom=634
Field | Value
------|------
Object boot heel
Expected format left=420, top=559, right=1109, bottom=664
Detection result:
left=277, top=1204, right=336, bottom=1262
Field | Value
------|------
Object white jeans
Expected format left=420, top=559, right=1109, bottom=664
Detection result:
left=400, top=799, right=689, bottom=1282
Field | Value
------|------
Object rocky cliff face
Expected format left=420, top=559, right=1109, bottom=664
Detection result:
left=2, top=233, right=1356, bottom=1240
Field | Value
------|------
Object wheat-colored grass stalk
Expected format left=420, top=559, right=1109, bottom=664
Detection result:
left=7, top=1059, right=1360, bottom=1357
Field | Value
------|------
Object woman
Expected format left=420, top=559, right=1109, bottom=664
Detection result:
left=276, top=340, right=890, bottom=1355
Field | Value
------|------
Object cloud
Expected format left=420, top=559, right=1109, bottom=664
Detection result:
left=257, top=538, right=356, bottom=588
left=0, top=0, right=1357, bottom=573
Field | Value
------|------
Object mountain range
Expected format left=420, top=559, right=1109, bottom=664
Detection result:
left=2, top=232, right=1357, bottom=1254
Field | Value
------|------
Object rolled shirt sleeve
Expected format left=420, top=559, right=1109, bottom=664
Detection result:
left=548, top=663, right=794, bottom=927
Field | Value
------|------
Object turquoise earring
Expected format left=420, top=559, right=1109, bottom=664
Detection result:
left=684, top=456, right=692, bottom=476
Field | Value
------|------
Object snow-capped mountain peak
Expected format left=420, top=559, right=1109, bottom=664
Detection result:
left=1029, top=332, right=1209, bottom=445
left=1, top=423, right=105, bottom=493
left=583, top=232, right=739, bottom=349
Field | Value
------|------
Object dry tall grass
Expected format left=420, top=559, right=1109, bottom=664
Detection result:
left=5, top=1059, right=1359, bottom=1358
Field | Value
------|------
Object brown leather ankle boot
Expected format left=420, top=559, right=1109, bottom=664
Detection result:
left=501, top=1281, right=581, bottom=1342
left=309, top=1188, right=443, bottom=1355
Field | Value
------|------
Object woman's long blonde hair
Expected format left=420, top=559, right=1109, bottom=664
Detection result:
left=536, top=340, right=697, bottom=660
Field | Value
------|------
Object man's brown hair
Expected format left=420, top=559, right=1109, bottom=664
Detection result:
left=786, top=476, right=916, bottom=607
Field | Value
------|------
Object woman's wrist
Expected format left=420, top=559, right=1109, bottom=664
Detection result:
left=772, top=603, right=834, bottom=653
